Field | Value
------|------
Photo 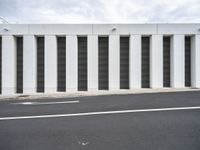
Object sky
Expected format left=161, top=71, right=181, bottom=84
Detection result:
left=0, top=0, right=200, bottom=23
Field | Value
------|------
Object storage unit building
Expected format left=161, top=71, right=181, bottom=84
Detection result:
left=0, top=24, right=200, bottom=95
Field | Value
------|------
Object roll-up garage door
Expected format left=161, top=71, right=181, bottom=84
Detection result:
left=16, top=37, right=23, bottom=93
left=78, top=37, right=87, bottom=91
left=120, top=37, right=129, bottom=89
left=57, top=37, right=66, bottom=92
left=98, top=37, right=109, bottom=90
left=0, top=37, right=1, bottom=94
left=141, top=37, right=150, bottom=88
left=163, top=37, right=171, bottom=87
left=37, top=37, right=45, bottom=92
left=185, top=36, right=191, bottom=87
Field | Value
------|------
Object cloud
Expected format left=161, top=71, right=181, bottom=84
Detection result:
left=0, top=0, right=200, bottom=23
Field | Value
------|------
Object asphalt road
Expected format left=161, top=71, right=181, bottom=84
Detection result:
left=0, top=91, right=200, bottom=150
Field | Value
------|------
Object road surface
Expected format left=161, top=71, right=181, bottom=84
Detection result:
left=0, top=91, right=200, bottom=150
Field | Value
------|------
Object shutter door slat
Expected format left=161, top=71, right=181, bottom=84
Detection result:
left=163, top=37, right=171, bottom=87
left=16, top=37, right=23, bottom=93
left=98, top=37, right=109, bottom=90
left=37, top=37, right=45, bottom=92
left=120, top=37, right=129, bottom=89
left=142, top=37, right=150, bottom=88
left=78, top=37, right=87, bottom=91
left=185, top=36, right=191, bottom=87
left=57, top=37, right=66, bottom=91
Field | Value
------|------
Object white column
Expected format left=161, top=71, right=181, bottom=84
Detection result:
left=109, top=35, right=120, bottom=90
left=150, top=35, right=163, bottom=88
left=44, top=35, right=57, bottom=93
left=23, top=35, right=37, bottom=94
left=130, top=35, right=141, bottom=89
left=2, top=36, right=16, bottom=95
left=171, top=35, right=185, bottom=88
left=66, top=35, right=78, bottom=91
left=191, top=35, right=200, bottom=88
left=88, top=35, right=98, bottom=91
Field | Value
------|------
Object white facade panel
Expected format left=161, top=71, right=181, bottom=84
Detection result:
left=158, top=24, right=200, bottom=35
left=0, top=24, right=29, bottom=35
left=28, top=24, right=93, bottom=35
left=2, top=36, right=16, bottom=95
left=93, top=24, right=157, bottom=35
left=1, top=24, right=200, bottom=35
left=66, top=36, right=78, bottom=91
left=130, top=35, right=141, bottom=89
left=109, top=35, right=120, bottom=90
left=45, top=35, right=57, bottom=93
left=191, top=35, right=200, bottom=88
left=171, top=35, right=185, bottom=88
left=88, top=35, right=98, bottom=91
left=23, top=35, right=37, bottom=94
left=150, top=35, right=163, bottom=88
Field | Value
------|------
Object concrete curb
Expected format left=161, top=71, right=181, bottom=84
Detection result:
left=0, top=88, right=200, bottom=101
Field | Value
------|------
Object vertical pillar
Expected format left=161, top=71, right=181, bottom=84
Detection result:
left=130, top=35, right=141, bottom=89
left=88, top=35, right=98, bottom=91
left=171, top=35, right=185, bottom=88
left=45, top=35, right=57, bottom=93
left=150, top=35, right=163, bottom=88
left=2, top=36, right=16, bottom=95
left=191, top=35, right=200, bottom=88
left=66, top=36, right=78, bottom=91
left=23, top=35, right=37, bottom=94
left=109, top=35, right=120, bottom=90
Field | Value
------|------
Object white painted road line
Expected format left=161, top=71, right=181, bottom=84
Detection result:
left=12, top=100, right=80, bottom=105
left=0, top=106, right=200, bottom=121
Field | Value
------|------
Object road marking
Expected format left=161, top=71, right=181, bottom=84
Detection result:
left=0, top=106, right=200, bottom=121
left=12, top=100, right=79, bottom=105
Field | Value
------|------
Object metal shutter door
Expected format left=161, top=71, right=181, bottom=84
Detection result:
left=120, top=37, right=129, bottom=89
left=98, top=37, right=109, bottom=90
left=0, top=37, right=1, bottom=94
left=57, top=37, right=66, bottom=91
left=37, top=37, right=45, bottom=92
left=141, top=37, right=150, bottom=88
left=78, top=37, right=87, bottom=91
left=185, top=36, right=191, bottom=87
left=163, top=37, right=171, bottom=87
left=16, top=37, right=23, bottom=93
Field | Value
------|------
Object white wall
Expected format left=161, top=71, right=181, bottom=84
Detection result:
left=1, top=24, right=200, bottom=35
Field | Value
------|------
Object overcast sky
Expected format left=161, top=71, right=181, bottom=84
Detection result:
left=0, top=0, right=200, bottom=23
